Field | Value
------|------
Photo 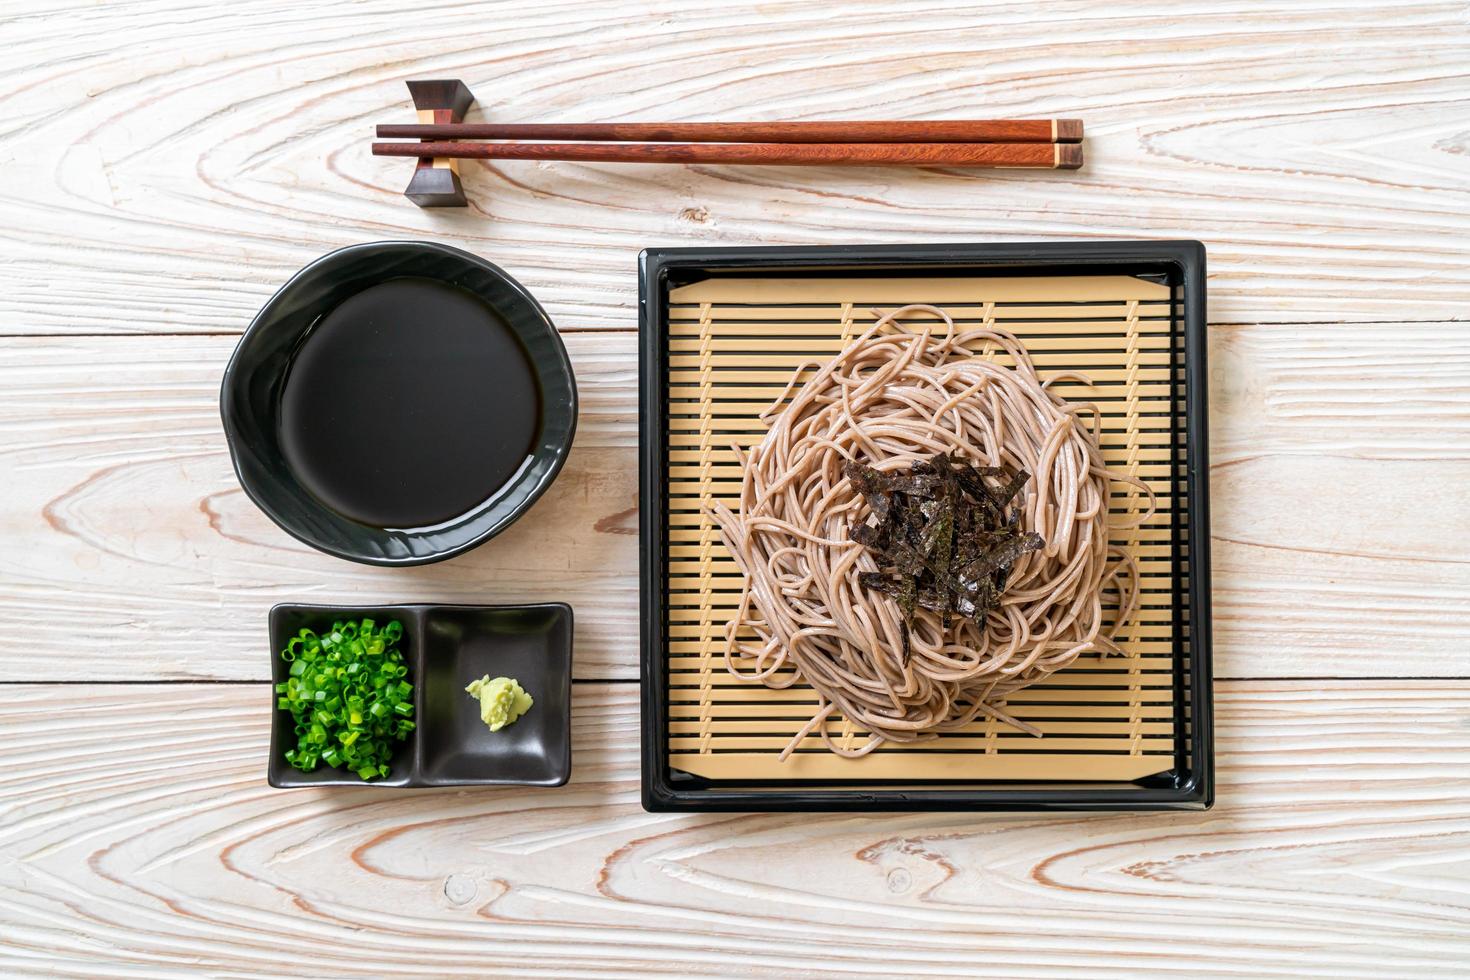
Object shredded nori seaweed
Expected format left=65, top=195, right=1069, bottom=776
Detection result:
left=845, top=453, right=1044, bottom=664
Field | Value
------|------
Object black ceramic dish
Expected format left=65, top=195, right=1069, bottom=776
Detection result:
left=221, top=241, right=577, bottom=566
left=268, top=602, right=573, bottom=788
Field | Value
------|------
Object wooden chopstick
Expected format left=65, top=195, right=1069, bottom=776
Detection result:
left=371, top=141, right=1084, bottom=169
left=376, top=119, right=1082, bottom=144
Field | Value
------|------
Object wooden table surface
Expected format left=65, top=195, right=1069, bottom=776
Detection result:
left=3, top=1, right=1468, bottom=975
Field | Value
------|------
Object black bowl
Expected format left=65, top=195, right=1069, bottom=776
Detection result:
left=221, top=242, right=577, bottom=565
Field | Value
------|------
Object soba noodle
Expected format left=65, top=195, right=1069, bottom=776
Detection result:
left=709, top=304, right=1155, bottom=760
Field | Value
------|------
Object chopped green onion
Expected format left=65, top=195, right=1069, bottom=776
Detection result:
left=275, top=617, right=413, bottom=782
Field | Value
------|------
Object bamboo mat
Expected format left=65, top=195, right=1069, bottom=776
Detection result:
left=663, top=275, right=1181, bottom=782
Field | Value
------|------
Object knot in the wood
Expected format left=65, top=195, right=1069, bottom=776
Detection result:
left=444, top=873, right=478, bottom=905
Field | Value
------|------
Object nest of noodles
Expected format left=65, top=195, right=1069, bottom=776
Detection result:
left=709, top=305, right=1155, bottom=760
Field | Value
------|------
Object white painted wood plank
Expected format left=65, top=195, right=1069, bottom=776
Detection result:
left=0, top=333, right=636, bottom=681
left=0, top=325, right=1465, bottom=681
left=2, top=1, right=1469, bottom=334
left=0, top=681, right=1466, bottom=978
left=1, top=3, right=1467, bottom=973
left=1209, top=320, right=1470, bottom=670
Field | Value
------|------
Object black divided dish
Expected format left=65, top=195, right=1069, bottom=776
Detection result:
left=638, top=241, right=1213, bottom=813
left=268, top=603, right=573, bottom=789
left=221, top=241, right=577, bottom=566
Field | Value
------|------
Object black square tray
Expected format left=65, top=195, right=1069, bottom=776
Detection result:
left=638, top=241, right=1213, bottom=812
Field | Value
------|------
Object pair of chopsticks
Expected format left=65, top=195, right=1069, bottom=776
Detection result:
left=372, top=118, right=1084, bottom=169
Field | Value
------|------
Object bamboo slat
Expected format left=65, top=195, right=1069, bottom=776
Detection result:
left=662, top=275, right=1183, bottom=782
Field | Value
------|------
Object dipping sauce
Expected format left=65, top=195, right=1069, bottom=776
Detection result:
left=279, top=277, right=541, bottom=528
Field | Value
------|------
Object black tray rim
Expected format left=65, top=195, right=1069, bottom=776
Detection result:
left=638, top=240, right=1213, bottom=813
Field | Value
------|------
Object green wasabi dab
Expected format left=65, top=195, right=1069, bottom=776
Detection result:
left=465, top=675, right=533, bottom=732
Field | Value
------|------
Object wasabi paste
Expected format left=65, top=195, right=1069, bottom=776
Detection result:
left=465, top=675, right=533, bottom=732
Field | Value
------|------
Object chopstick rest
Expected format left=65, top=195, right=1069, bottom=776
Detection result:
left=401, top=79, right=475, bottom=207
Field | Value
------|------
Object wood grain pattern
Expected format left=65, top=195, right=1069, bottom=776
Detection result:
left=1209, top=320, right=1470, bottom=668
left=0, top=334, right=636, bottom=682
left=1, top=323, right=1465, bottom=682
left=3, top=2, right=1468, bottom=971
left=3, top=1, right=1470, bottom=334
left=1, top=681, right=1467, bottom=978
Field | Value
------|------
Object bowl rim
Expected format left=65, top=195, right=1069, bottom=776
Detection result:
left=220, top=240, right=577, bottom=566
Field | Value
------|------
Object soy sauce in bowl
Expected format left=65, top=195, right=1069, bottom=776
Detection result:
left=279, top=277, right=541, bottom=529
left=221, top=241, right=577, bottom=566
